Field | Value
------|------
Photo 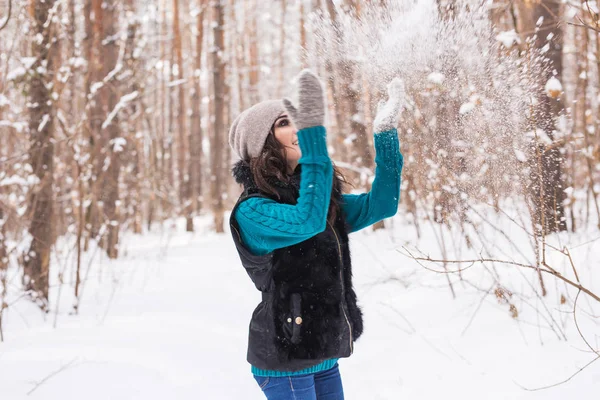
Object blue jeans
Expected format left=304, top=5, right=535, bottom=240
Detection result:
left=253, top=363, right=344, bottom=400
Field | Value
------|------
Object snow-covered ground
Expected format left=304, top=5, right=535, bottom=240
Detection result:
left=1, top=210, right=599, bottom=399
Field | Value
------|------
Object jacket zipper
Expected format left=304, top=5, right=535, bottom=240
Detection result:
left=327, top=220, right=353, bottom=354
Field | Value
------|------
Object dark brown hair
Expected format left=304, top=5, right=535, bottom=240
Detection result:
left=249, top=128, right=347, bottom=225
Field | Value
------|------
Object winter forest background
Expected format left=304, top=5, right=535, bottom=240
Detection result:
left=1, top=0, right=600, bottom=399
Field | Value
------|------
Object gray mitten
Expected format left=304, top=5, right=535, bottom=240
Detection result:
left=282, top=69, right=326, bottom=130
left=373, top=78, right=406, bottom=133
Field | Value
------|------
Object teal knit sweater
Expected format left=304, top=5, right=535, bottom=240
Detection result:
left=235, top=126, right=403, bottom=377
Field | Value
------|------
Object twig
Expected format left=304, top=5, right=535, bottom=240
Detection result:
left=0, top=0, right=11, bottom=31
left=514, top=355, right=600, bottom=391
left=27, top=357, right=80, bottom=395
left=564, top=247, right=580, bottom=284
left=465, top=205, right=531, bottom=267
left=0, top=304, right=4, bottom=342
left=378, top=301, right=417, bottom=334
left=399, top=246, right=476, bottom=274
left=567, top=20, right=600, bottom=31
left=570, top=235, right=600, bottom=249
left=573, top=290, right=600, bottom=357
left=400, top=252, right=600, bottom=303
left=99, top=278, right=120, bottom=325
left=461, top=284, right=494, bottom=337
left=438, top=222, right=456, bottom=298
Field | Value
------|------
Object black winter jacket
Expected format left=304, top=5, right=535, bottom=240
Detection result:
left=229, top=160, right=363, bottom=372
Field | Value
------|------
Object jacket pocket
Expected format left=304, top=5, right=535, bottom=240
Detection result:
left=283, top=293, right=303, bottom=344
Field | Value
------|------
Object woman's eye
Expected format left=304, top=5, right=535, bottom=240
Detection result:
left=278, top=119, right=289, bottom=127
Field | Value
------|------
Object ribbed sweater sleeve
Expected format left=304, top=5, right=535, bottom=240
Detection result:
left=235, top=126, right=333, bottom=255
left=341, top=129, right=403, bottom=233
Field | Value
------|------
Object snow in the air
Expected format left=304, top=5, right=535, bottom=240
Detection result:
left=496, top=29, right=520, bottom=49
left=545, top=76, right=563, bottom=97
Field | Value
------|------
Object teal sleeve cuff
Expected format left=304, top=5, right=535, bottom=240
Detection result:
left=374, top=128, right=402, bottom=168
left=297, top=126, right=330, bottom=164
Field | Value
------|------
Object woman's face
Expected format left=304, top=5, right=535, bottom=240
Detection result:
left=272, top=114, right=301, bottom=173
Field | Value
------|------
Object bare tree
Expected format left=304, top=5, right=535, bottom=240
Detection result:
left=517, top=1, right=568, bottom=235
left=300, top=0, right=308, bottom=69
left=211, top=0, right=226, bottom=233
left=124, top=0, right=143, bottom=234
left=102, top=0, right=122, bottom=259
left=247, top=0, right=260, bottom=105
left=173, top=0, right=192, bottom=231
left=24, top=0, right=58, bottom=308
left=190, top=0, right=208, bottom=221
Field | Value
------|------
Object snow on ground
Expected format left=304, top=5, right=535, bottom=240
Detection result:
left=1, top=209, right=599, bottom=399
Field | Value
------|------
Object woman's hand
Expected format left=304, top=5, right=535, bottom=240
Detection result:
left=373, top=78, right=406, bottom=133
left=283, top=69, right=326, bottom=131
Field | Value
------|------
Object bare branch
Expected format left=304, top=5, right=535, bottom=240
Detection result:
left=399, top=250, right=600, bottom=303
left=0, top=0, right=11, bottom=31
left=27, top=358, right=80, bottom=396
left=573, top=290, right=600, bottom=357
left=514, top=355, right=600, bottom=391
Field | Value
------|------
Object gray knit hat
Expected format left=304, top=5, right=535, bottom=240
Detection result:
left=229, top=100, right=285, bottom=161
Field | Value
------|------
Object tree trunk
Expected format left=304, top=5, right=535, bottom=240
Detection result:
left=247, top=0, right=260, bottom=105
left=81, top=0, right=92, bottom=252
left=173, top=0, right=192, bottom=231
left=102, top=0, right=121, bottom=259
left=235, top=1, right=247, bottom=115
left=211, top=0, right=226, bottom=233
left=300, top=0, right=308, bottom=68
left=84, top=0, right=105, bottom=251
left=277, top=0, right=287, bottom=98
left=167, top=3, right=176, bottom=219
left=517, top=1, right=568, bottom=234
left=324, top=0, right=350, bottom=164
left=190, top=0, right=207, bottom=219
left=24, top=0, right=57, bottom=308
left=157, top=0, right=169, bottom=223
left=575, top=2, right=600, bottom=228
left=124, top=0, right=142, bottom=235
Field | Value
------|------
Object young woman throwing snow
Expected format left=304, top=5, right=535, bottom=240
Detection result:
left=228, top=70, right=405, bottom=400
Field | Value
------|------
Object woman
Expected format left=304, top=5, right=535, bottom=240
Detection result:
left=228, top=70, right=405, bottom=400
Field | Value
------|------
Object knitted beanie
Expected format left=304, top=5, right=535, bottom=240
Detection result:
left=229, top=100, right=285, bottom=161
